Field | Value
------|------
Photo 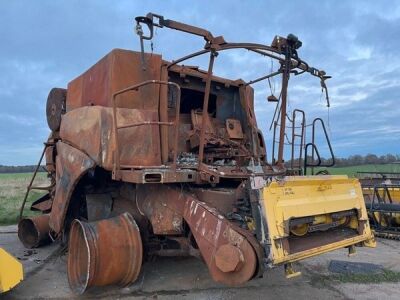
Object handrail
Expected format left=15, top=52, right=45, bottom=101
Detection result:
left=312, top=118, right=335, bottom=168
left=304, top=143, right=322, bottom=175
left=304, top=118, right=335, bottom=175
left=112, top=80, right=181, bottom=178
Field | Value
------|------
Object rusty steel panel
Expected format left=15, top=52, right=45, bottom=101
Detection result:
left=148, top=203, right=183, bottom=235
left=133, top=184, right=258, bottom=283
left=31, top=199, right=52, bottom=212
left=183, top=196, right=257, bottom=285
left=60, top=106, right=161, bottom=169
left=193, top=188, right=237, bottom=215
left=18, top=214, right=51, bottom=248
left=112, top=185, right=149, bottom=231
left=49, top=142, right=95, bottom=234
left=59, top=107, right=104, bottom=164
left=44, top=144, right=56, bottom=173
left=44, top=131, right=58, bottom=173
left=136, top=185, right=185, bottom=235
left=85, top=194, right=113, bottom=221
left=31, top=193, right=53, bottom=213
left=66, top=49, right=162, bottom=111
left=67, top=213, right=142, bottom=294
left=225, top=119, right=244, bottom=139
left=168, top=64, right=240, bottom=88
left=167, top=115, right=192, bottom=155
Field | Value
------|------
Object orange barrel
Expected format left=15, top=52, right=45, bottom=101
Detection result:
left=67, top=212, right=143, bottom=294
left=18, top=214, right=51, bottom=248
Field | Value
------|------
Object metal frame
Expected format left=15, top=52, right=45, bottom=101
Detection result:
left=112, top=80, right=181, bottom=179
left=135, top=13, right=331, bottom=168
left=366, top=184, right=400, bottom=235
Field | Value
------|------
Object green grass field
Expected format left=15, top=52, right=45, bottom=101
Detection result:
left=0, top=172, right=48, bottom=225
left=319, top=163, right=400, bottom=177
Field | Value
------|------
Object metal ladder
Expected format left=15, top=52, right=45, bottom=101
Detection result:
left=19, top=141, right=55, bottom=220
left=271, top=109, right=306, bottom=175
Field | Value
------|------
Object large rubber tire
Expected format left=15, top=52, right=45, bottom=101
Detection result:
left=46, top=88, right=66, bottom=131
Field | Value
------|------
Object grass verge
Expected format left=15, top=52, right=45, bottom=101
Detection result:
left=316, top=163, right=400, bottom=177
left=0, top=172, right=48, bottom=225
left=312, top=269, right=400, bottom=286
left=333, top=269, right=400, bottom=283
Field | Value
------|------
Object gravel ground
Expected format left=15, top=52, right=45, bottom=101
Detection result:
left=2, top=226, right=400, bottom=300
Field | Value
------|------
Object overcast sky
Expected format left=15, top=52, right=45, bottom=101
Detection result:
left=1, top=1, right=399, bottom=165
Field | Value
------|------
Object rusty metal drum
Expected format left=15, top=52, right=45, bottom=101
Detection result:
left=67, top=212, right=143, bottom=294
left=18, top=214, right=51, bottom=248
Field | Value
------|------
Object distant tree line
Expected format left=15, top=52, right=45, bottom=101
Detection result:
left=286, top=153, right=400, bottom=168
left=0, top=165, right=46, bottom=173
left=333, top=154, right=399, bottom=167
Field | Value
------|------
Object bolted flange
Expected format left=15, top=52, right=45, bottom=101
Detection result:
left=214, top=244, right=244, bottom=273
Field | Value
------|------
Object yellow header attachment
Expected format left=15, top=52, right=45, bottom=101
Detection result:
left=261, top=175, right=375, bottom=265
left=0, top=248, right=23, bottom=293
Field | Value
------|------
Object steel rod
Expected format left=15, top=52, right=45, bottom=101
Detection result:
left=198, top=51, right=216, bottom=165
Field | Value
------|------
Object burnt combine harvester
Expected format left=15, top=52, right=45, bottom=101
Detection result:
left=18, top=13, right=375, bottom=294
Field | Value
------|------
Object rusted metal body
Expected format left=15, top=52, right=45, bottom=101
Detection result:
left=183, top=196, right=257, bottom=285
left=49, top=142, right=95, bottom=234
left=67, top=213, right=142, bottom=294
left=134, top=184, right=258, bottom=284
left=17, top=12, right=374, bottom=294
left=18, top=214, right=51, bottom=248
left=66, top=49, right=162, bottom=111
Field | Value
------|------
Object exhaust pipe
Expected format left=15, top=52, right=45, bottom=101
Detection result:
left=18, top=214, right=51, bottom=248
left=67, top=212, right=143, bottom=294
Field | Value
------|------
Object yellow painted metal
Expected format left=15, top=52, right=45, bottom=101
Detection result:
left=284, top=263, right=301, bottom=278
left=363, top=186, right=400, bottom=203
left=261, top=175, right=376, bottom=265
left=0, top=248, right=23, bottom=293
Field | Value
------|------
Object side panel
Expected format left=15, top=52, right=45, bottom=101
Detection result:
left=60, top=106, right=161, bottom=169
left=136, top=185, right=185, bottom=235
left=66, top=49, right=162, bottom=111
left=49, top=142, right=95, bottom=234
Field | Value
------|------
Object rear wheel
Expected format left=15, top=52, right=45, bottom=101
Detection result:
left=46, top=87, right=66, bottom=131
